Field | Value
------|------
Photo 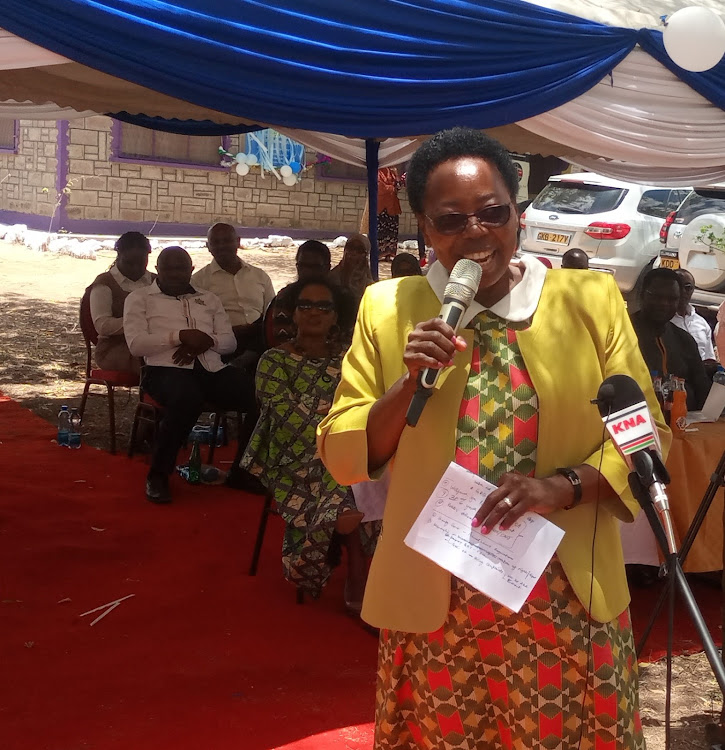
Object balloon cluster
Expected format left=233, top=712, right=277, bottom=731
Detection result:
left=218, top=146, right=305, bottom=185
left=218, top=145, right=331, bottom=187
left=663, top=6, right=725, bottom=72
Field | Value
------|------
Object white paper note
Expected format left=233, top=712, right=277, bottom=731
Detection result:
left=404, top=462, right=565, bottom=613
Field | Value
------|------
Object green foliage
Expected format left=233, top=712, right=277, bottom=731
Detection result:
left=695, top=224, right=725, bottom=253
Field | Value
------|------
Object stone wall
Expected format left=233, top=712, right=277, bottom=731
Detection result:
left=0, top=120, right=59, bottom=221
left=0, top=116, right=418, bottom=236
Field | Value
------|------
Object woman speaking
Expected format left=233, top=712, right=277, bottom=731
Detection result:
left=318, top=128, right=669, bottom=749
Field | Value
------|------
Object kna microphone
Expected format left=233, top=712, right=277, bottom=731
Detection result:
left=405, top=258, right=482, bottom=427
left=595, top=374, right=675, bottom=554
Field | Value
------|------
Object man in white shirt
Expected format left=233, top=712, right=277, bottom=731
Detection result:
left=124, top=246, right=258, bottom=503
left=672, top=269, right=718, bottom=376
left=191, top=223, right=275, bottom=361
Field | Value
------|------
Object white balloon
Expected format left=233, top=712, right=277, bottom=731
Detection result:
left=282, top=175, right=297, bottom=186
left=279, top=165, right=293, bottom=177
left=664, top=6, right=725, bottom=72
left=235, top=152, right=246, bottom=163
left=235, top=162, right=250, bottom=176
left=246, top=153, right=258, bottom=166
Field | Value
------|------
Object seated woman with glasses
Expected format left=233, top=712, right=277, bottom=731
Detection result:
left=241, top=278, right=379, bottom=611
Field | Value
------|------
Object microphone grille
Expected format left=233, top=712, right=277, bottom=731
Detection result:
left=445, top=259, right=482, bottom=304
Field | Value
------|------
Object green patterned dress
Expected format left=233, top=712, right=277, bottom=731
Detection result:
left=375, top=313, right=644, bottom=750
left=242, top=348, right=378, bottom=597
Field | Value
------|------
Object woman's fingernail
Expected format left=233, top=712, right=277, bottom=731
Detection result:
left=446, top=360, right=454, bottom=367
left=471, top=517, right=480, bottom=528
left=480, top=526, right=488, bottom=534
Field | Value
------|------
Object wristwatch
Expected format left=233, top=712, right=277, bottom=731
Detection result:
left=556, top=467, right=582, bottom=510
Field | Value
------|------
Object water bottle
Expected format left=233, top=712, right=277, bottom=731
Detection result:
left=651, top=371, right=664, bottom=413
left=188, top=440, right=202, bottom=485
left=57, top=405, right=70, bottom=447
left=209, top=413, right=225, bottom=447
left=69, top=408, right=82, bottom=449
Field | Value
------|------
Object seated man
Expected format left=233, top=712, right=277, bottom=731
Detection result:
left=672, top=269, right=718, bottom=377
left=630, top=268, right=710, bottom=410
left=124, top=246, right=259, bottom=503
left=191, top=222, right=274, bottom=364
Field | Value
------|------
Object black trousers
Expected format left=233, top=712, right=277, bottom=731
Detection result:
left=143, top=361, right=258, bottom=477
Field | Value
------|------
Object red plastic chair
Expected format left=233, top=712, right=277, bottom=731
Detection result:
left=78, top=289, right=140, bottom=454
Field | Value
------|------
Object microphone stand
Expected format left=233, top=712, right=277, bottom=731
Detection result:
left=636, top=449, right=725, bottom=653
left=629, top=473, right=725, bottom=750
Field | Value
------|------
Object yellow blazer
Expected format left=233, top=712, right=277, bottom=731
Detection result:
left=318, top=270, right=671, bottom=632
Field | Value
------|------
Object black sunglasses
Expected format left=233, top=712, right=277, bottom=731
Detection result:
left=425, top=203, right=512, bottom=235
left=296, top=299, right=335, bottom=312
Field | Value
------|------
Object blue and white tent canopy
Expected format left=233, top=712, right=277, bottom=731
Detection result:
left=0, top=0, right=724, bottom=183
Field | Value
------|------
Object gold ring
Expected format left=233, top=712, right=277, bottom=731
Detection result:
left=502, top=497, right=514, bottom=509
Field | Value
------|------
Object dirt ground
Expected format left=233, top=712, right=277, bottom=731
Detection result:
left=0, top=238, right=723, bottom=749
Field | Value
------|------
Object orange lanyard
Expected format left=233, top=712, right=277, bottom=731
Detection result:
left=656, top=337, right=669, bottom=376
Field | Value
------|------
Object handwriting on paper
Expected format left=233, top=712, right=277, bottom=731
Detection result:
left=405, top=462, right=565, bottom=612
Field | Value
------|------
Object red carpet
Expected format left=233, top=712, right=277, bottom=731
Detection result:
left=0, top=394, right=721, bottom=749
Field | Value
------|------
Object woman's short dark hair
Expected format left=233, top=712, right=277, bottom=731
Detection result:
left=406, top=128, right=519, bottom=214
left=296, top=239, right=331, bottom=267
left=640, top=267, right=683, bottom=296
left=115, top=231, right=151, bottom=255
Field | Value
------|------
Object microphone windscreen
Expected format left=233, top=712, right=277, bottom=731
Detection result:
left=443, top=259, right=482, bottom=307
left=596, top=374, right=646, bottom=419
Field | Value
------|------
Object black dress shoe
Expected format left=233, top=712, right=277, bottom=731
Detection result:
left=145, top=473, right=171, bottom=504
left=224, top=466, right=266, bottom=495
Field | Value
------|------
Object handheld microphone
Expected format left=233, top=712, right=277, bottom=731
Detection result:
left=595, top=374, right=675, bottom=554
left=405, top=259, right=482, bottom=427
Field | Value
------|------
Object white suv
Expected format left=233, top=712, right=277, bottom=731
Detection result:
left=659, top=185, right=725, bottom=292
left=520, top=173, right=689, bottom=295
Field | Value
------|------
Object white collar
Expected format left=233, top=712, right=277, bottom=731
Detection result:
left=425, top=254, right=547, bottom=326
left=210, top=257, right=246, bottom=274
left=110, top=265, right=153, bottom=285
left=149, top=280, right=199, bottom=297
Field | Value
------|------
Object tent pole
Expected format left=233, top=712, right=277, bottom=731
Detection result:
left=365, top=139, right=380, bottom=281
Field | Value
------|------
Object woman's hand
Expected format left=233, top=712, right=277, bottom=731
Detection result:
left=472, top=471, right=572, bottom=533
left=403, top=318, right=467, bottom=382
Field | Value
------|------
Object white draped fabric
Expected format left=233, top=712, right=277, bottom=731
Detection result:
left=516, top=48, right=725, bottom=184
left=0, top=28, right=68, bottom=69
left=275, top=129, right=424, bottom=168
left=527, top=0, right=724, bottom=30
left=0, top=99, right=93, bottom=119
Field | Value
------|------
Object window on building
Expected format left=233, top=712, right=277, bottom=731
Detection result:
left=115, top=121, right=221, bottom=167
left=245, top=129, right=305, bottom=168
left=316, top=158, right=367, bottom=183
left=0, top=120, right=18, bottom=152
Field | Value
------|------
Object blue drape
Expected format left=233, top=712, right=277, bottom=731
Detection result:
left=0, top=0, right=641, bottom=137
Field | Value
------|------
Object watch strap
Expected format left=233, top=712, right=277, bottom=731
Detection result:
left=556, top=467, right=583, bottom=510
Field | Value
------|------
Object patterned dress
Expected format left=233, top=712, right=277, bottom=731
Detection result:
left=375, top=313, right=644, bottom=749
left=241, top=349, right=379, bottom=597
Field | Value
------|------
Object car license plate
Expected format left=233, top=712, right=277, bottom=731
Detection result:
left=536, top=231, right=571, bottom=245
left=660, top=257, right=680, bottom=270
